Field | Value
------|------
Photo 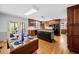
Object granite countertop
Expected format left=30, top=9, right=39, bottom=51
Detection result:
left=38, top=30, right=54, bottom=32
left=10, top=38, right=38, bottom=52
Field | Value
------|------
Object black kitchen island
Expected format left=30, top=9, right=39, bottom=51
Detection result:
left=37, top=30, right=54, bottom=43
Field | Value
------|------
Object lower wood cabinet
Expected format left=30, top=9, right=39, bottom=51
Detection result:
left=10, top=40, right=38, bottom=54
left=28, top=30, right=36, bottom=36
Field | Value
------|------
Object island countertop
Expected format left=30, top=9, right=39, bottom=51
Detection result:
left=38, top=30, right=54, bottom=32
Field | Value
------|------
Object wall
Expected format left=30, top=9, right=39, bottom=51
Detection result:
left=0, top=13, right=28, bottom=41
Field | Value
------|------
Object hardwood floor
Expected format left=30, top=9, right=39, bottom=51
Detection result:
left=0, top=34, right=76, bottom=54
left=0, top=41, right=10, bottom=54
left=37, top=34, right=75, bottom=54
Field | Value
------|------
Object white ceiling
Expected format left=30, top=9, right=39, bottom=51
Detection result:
left=0, top=4, right=74, bottom=21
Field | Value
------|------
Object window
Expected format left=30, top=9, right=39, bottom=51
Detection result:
left=9, top=21, right=26, bottom=41
left=9, top=22, right=20, bottom=34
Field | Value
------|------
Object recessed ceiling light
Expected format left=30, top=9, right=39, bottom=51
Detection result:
left=24, top=8, right=38, bottom=16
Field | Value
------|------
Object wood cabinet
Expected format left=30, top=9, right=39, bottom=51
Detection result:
left=28, top=19, right=36, bottom=26
left=28, top=19, right=41, bottom=36
left=46, top=19, right=60, bottom=26
left=40, top=21, right=45, bottom=30
left=10, top=39, right=38, bottom=54
left=61, top=29, right=66, bottom=34
left=67, top=5, right=79, bottom=53
left=28, top=30, right=36, bottom=36
left=28, top=19, right=36, bottom=36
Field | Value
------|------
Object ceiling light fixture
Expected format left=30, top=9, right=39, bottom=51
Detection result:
left=24, top=8, right=38, bottom=16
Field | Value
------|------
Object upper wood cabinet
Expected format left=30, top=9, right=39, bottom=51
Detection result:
left=67, top=7, right=74, bottom=24
left=74, top=8, right=79, bottom=23
left=40, top=21, right=45, bottom=30
left=28, top=19, right=36, bottom=26
left=68, top=5, right=79, bottom=24
left=46, top=19, right=60, bottom=26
